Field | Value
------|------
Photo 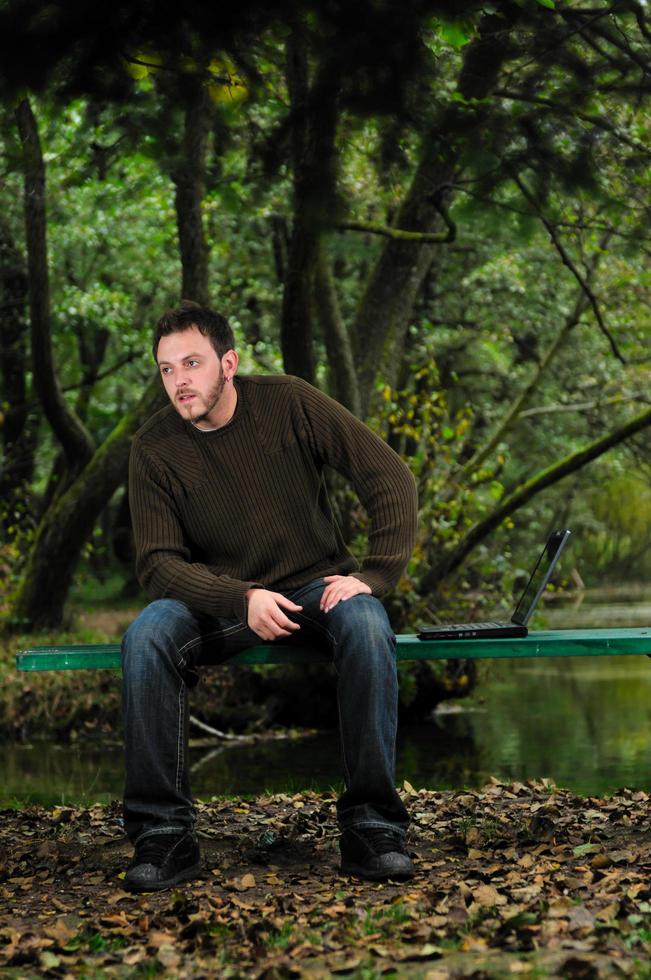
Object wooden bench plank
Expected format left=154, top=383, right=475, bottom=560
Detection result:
left=15, top=628, right=651, bottom=671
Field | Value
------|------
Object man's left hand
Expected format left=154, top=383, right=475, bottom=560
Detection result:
left=320, top=575, right=371, bottom=613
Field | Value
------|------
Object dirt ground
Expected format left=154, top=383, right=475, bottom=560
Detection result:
left=1, top=779, right=651, bottom=978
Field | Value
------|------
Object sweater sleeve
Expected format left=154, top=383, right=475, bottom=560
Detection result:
left=289, top=376, right=418, bottom=597
left=129, top=438, right=262, bottom=621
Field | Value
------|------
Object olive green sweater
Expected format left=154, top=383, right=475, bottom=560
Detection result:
left=129, top=374, right=418, bottom=623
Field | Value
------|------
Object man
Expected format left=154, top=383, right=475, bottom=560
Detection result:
left=122, top=300, right=418, bottom=891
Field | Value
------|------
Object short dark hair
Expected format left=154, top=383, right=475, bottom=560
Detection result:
left=153, top=300, right=235, bottom=360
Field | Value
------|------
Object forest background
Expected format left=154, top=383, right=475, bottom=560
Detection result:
left=1, top=0, right=651, bottom=733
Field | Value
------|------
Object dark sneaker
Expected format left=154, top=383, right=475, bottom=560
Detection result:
left=124, top=832, right=202, bottom=892
left=340, top=827, right=414, bottom=881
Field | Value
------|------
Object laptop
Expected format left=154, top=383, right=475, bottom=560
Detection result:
left=417, top=529, right=571, bottom=640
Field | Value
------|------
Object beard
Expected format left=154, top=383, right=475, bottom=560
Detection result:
left=193, top=376, right=226, bottom=426
left=180, top=372, right=227, bottom=427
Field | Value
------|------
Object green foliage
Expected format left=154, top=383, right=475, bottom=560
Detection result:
left=436, top=19, right=475, bottom=49
left=4, top=3, right=651, bottom=631
left=0, top=498, right=37, bottom=625
left=575, top=472, right=651, bottom=583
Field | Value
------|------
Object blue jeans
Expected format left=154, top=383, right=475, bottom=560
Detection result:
left=121, top=578, right=409, bottom=843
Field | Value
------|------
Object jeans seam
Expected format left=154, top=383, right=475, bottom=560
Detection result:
left=177, top=621, right=247, bottom=659
left=336, top=675, right=352, bottom=787
left=176, top=677, right=185, bottom=793
left=174, top=626, right=248, bottom=795
left=175, top=652, right=187, bottom=794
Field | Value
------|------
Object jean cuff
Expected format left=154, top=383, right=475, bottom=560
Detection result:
left=339, top=819, right=407, bottom=837
left=134, top=825, right=190, bottom=845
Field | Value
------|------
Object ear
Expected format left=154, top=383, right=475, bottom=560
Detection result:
left=222, top=349, right=239, bottom=378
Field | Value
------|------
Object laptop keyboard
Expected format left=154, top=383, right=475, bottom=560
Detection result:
left=445, top=621, right=508, bottom=631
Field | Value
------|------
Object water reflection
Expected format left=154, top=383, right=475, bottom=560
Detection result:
left=3, top=653, right=650, bottom=807
left=535, top=581, right=651, bottom=630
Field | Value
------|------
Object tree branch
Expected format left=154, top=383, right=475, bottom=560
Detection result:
left=457, top=233, right=611, bottom=481
left=510, top=171, right=625, bottom=363
left=518, top=394, right=649, bottom=419
left=588, top=20, right=651, bottom=75
left=493, top=88, right=650, bottom=157
left=338, top=218, right=455, bottom=244
left=421, top=402, right=651, bottom=591
left=633, top=3, right=651, bottom=45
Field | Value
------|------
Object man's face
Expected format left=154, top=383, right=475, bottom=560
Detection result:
left=156, top=326, right=227, bottom=426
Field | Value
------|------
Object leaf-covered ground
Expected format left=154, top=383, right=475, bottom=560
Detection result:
left=1, top=780, right=651, bottom=978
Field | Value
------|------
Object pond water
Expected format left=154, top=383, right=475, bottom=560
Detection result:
left=3, top=586, right=651, bottom=807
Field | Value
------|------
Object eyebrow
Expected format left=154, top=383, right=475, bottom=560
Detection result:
left=157, top=352, right=205, bottom=366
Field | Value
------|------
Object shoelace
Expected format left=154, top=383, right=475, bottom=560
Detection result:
left=363, top=828, right=406, bottom=855
left=134, top=834, right=181, bottom=865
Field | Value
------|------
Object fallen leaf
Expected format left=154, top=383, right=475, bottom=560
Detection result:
left=147, top=930, right=178, bottom=949
left=548, top=897, right=574, bottom=918
left=368, top=943, right=391, bottom=957
left=157, top=944, right=181, bottom=969
left=100, top=912, right=131, bottom=929
left=329, top=956, right=362, bottom=972
left=122, top=947, right=147, bottom=966
left=572, top=843, right=601, bottom=857
left=567, top=905, right=595, bottom=931
left=323, top=904, right=348, bottom=917
left=39, top=951, right=61, bottom=970
left=594, top=902, right=620, bottom=922
left=473, top=884, right=507, bottom=907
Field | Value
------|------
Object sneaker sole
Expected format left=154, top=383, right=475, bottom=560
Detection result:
left=340, top=860, right=415, bottom=882
left=124, top=861, right=203, bottom=893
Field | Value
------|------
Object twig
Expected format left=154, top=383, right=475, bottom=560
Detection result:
left=493, top=88, right=650, bottom=157
left=510, top=170, right=625, bottom=363
left=518, top=394, right=649, bottom=419
left=189, top=714, right=252, bottom=742
left=338, top=219, right=454, bottom=244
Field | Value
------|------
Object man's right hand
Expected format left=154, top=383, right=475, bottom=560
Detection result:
left=245, top=589, right=303, bottom=641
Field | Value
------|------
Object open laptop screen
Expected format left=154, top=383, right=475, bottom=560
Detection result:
left=511, top=529, right=572, bottom=626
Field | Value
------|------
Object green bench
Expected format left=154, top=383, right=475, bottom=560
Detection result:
left=16, top=628, right=651, bottom=671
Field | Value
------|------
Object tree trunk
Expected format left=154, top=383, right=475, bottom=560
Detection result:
left=10, top=377, right=165, bottom=630
left=171, top=81, right=212, bottom=305
left=0, top=215, right=37, bottom=514
left=280, top=35, right=339, bottom=382
left=313, top=243, right=361, bottom=416
left=15, top=97, right=94, bottom=475
left=352, top=7, right=523, bottom=416
left=11, top=84, right=214, bottom=628
left=73, top=321, right=110, bottom=422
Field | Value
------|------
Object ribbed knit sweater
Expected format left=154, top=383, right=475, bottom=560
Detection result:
left=129, top=374, right=418, bottom=623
